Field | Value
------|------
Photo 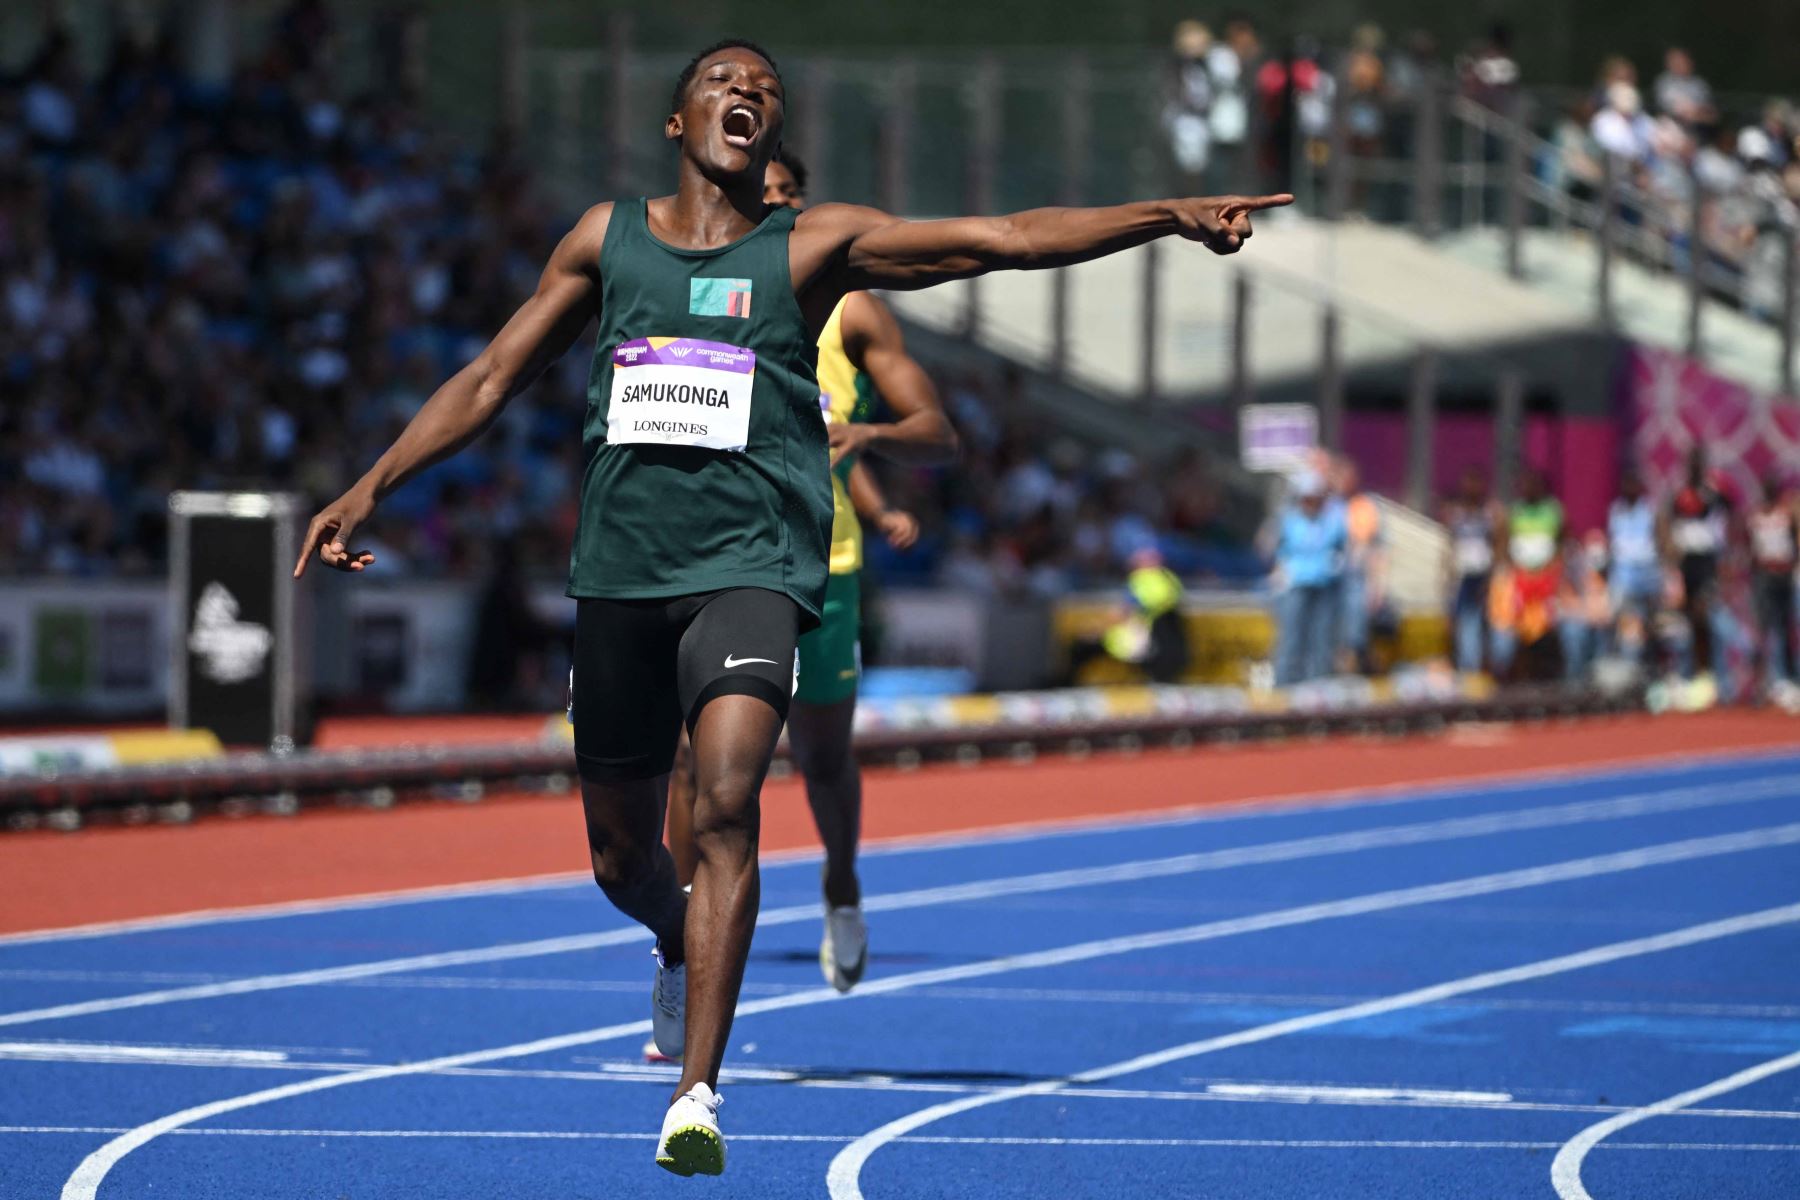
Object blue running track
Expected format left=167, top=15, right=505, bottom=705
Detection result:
left=2, top=749, right=1798, bottom=1198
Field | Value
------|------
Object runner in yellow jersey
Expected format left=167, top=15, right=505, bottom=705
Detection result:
left=661, top=150, right=957, bottom=1022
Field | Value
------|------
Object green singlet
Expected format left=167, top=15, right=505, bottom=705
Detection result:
left=567, top=199, right=832, bottom=625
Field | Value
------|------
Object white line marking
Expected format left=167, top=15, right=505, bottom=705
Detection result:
left=9, top=969, right=1800, bottom=1025
left=0, top=873, right=590, bottom=949
left=8, top=1125, right=1800, bottom=1152
left=0, top=1041, right=289, bottom=1065
left=59, top=822, right=1800, bottom=1200
left=1551, top=1047, right=1800, bottom=1199
left=0, top=927, right=655, bottom=1029
left=1204, top=1083, right=1513, bottom=1105
left=9, top=742, right=1796, bottom=948
left=22, top=1045, right=1800, bottom=1123
left=9, top=772, right=1793, bottom=1029
left=825, top=899, right=1800, bottom=1200
left=9, top=1125, right=1800, bottom=1152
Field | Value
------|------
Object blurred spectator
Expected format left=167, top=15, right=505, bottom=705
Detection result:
left=1666, top=448, right=1733, bottom=684
left=1263, top=468, right=1344, bottom=686
left=1591, top=83, right=1654, bottom=162
left=1607, top=470, right=1666, bottom=669
left=1256, top=37, right=1331, bottom=193
left=1162, top=20, right=1217, bottom=189
left=1549, top=99, right=1605, bottom=202
left=1557, top=531, right=1611, bottom=683
left=1207, top=16, right=1257, bottom=187
left=1653, top=48, right=1716, bottom=129
left=1490, top=469, right=1564, bottom=681
left=1745, top=474, right=1799, bottom=704
left=1459, top=24, right=1520, bottom=115
left=1066, top=547, right=1189, bottom=685
left=1441, top=467, right=1502, bottom=673
left=1333, top=457, right=1386, bottom=674
left=1341, top=34, right=1387, bottom=158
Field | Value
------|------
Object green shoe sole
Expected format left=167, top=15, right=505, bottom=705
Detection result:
left=657, top=1125, right=725, bottom=1177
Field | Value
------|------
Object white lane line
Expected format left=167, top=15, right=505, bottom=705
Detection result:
left=10, top=743, right=1797, bottom=950
left=0, top=1041, right=288, bottom=1066
left=9, top=771, right=1793, bottom=1030
left=11, top=1125, right=1800, bottom=1151
left=825, top=899, right=1800, bottom=1200
left=0, top=928, right=655, bottom=1029
left=58, top=822, right=1800, bottom=1200
left=1551, top=1047, right=1800, bottom=1199
left=14, top=1042, right=1800, bottom=1125
left=8, top=970, right=1800, bottom=1026
left=1203, top=1082, right=1513, bottom=1105
left=0, top=873, right=590, bottom=949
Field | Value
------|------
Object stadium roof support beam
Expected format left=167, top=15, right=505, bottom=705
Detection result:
left=1783, top=234, right=1798, bottom=398
left=1318, top=306, right=1343, bottom=451
left=1406, top=350, right=1438, bottom=512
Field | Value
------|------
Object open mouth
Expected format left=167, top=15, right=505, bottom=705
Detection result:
left=722, top=104, right=760, bottom=148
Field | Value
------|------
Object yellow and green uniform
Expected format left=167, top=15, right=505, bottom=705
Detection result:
left=797, top=297, right=879, bottom=704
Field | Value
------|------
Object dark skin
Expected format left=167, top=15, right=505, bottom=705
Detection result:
left=292, top=46, right=1287, bottom=1101
left=667, top=157, right=951, bottom=909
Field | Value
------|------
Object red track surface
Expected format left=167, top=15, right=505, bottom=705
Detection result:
left=3, top=710, right=1797, bottom=937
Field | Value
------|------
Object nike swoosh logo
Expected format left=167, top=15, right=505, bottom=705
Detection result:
left=723, top=655, right=778, bottom=669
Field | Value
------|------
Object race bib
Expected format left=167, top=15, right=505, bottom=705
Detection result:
left=608, top=337, right=754, bottom=451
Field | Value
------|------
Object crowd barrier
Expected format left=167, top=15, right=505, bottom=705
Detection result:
left=2, top=672, right=1639, bottom=831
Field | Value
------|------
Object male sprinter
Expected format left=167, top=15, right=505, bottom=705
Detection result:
left=665, top=148, right=958, bottom=1006
left=294, top=38, right=1289, bottom=1177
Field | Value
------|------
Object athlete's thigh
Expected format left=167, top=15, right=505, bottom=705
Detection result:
left=572, top=597, right=685, bottom=784
left=675, top=588, right=800, bottom=807
left=675, top=587, right=800, bottom=733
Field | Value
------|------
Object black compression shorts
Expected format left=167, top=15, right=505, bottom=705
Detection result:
left=569, top=587, right=800, bottom=783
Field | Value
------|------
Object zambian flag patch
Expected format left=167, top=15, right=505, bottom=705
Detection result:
left=690, top=278, right=753, bottom=318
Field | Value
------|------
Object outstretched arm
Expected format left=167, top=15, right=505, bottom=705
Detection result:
left=796, top=194, right=1292, bottom=294
left=294, top=205, right=612, bottom=577
left=830, top=291, right=958, bottom=467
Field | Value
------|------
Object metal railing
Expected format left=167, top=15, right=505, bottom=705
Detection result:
left=1299, top=84, right=1800, bottom=393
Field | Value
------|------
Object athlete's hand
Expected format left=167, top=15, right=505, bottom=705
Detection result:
left=878, top=509, right=919, bottom=550
left=828, top=421, right=876, bottom=466
left=1170, top=194, right=1294, bottom=255
left=294, top=486, right=378, bottom=578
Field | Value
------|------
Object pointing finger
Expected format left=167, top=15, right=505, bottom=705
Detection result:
left=294, top=517, right=324, bottom=578
left=1241, top=193, right=1295, bottom=212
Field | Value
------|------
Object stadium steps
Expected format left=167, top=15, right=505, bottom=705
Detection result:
left=883, top=214, right=1598, bottom=407
left=1442, top=225, right=1792, bottom=397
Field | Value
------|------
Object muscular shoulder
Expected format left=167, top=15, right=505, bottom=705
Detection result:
left=790, top=203, right=898, bottom=327
left=794, top=202, right=897, bottom=247
left=792, top=203, right=899, bottom=278
left=837, top=289, right=899, bottom=357
left=557, top=202, right=616, bottom=277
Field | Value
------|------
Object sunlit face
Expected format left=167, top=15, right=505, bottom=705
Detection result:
left=667, top=49, right=785, bottom=179
left=763, top=160, right=804, bottom=209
